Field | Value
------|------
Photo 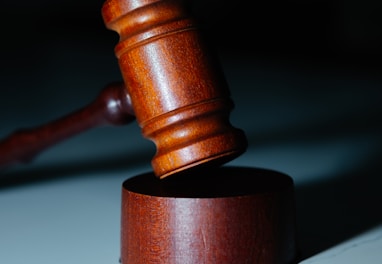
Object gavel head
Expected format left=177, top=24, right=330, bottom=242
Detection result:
left=102, top=0, right=247, bottom=179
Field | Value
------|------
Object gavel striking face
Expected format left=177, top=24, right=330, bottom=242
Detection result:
left=1, top=2, right=299, bottom=263
left=0, top=0, right=247, bottom=179
left=102, top=0, right=247, bottom=178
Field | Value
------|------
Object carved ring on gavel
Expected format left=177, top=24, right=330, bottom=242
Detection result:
left=0, top=1, right=298, bottom=263
left=0, top=0, right=247, bottom=179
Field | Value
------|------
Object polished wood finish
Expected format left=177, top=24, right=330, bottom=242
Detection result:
left=1, top=0, right=246, bottom=178
left=121, top=166, right=297, bottom=263
left=0, top=2, right=297, bottom=263
left=0, top=82, right=134, bottom=168
left=102, top=0, right=247, bottom=179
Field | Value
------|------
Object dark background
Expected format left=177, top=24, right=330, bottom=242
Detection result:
left=1, top=0, right=382, bottom=261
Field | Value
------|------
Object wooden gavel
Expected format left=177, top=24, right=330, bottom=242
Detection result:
left=0, top=0, right=247, bottom=179
left=1, top=1, right=298, bottom=263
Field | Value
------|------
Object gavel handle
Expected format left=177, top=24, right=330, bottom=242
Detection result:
left=0, top=82, right=135, bottom=169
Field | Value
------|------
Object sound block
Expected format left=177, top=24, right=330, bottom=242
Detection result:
left=120, top=166, right=297, bottom=263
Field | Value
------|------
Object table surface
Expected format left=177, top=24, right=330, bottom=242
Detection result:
left=1, top=2, right=382, bottom=263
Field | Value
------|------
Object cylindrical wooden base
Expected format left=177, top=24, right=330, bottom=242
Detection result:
left=121, top=166, right=297, bottom=264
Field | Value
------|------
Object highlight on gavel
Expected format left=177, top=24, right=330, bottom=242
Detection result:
left=1, top=0, right=298, bottom=263
left=1, top=2, right=247, bottom=180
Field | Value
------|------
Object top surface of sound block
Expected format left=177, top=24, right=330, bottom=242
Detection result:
left=121, top=166, right=297, bottom=264
left=124, top=166, right=294, bottom=198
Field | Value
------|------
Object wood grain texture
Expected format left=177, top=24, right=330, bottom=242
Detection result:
left=102, top=0, right=247, bottom=179
left=121, top=166, right=298, bottom=263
